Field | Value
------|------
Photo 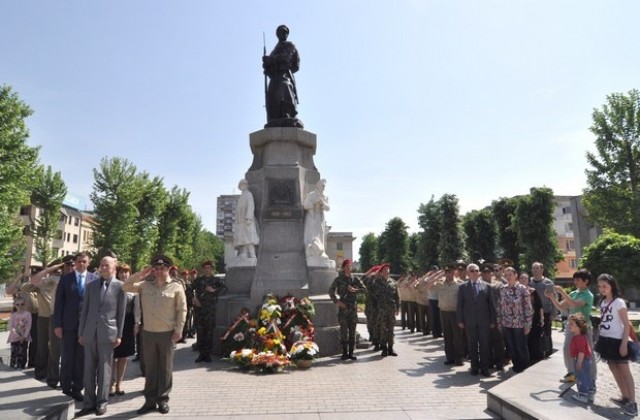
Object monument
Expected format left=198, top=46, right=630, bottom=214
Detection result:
left=216, top=25, right=340, bottom=356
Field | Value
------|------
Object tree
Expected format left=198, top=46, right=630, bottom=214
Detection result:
left=358, top=232, right=377, bottom=272
left=514, top=187, right=562, bottom=276
left=193, top=229, right=225, bottom=273
left=129, top=173, right=167, bottom=271
left=462, top=208, right=497, bottom=264
left=580, top=230, right=640, bottom=290
left=583, top=89, right=640, bottom=237
left=438, top=194, right=464, bottom=263
left=380, top=217, right=411, bottom=274
left=492, top=197, right=520, bottom=268
left=156, top=186, right=191, bottom=262
left=416, top=196, right=441, bottom=269
left=408, top=232, right=421, bottom=271
left=30, top=165, right=67, bottom=266
left=0, top=85, right=40, bottom=279
left=90, top=157, right=143, bottom=263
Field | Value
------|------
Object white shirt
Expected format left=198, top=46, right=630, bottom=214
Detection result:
left=599, top=297, right=627, bottom=339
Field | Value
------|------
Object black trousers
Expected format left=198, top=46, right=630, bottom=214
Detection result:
left=465, top=324, right=491, bottom=371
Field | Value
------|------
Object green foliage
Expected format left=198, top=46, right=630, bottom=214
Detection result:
left=462, top=208, right=497, bottom=264
left=0, top=85, right=40, bottom=279
left=580, top=230, right=640, bottom=290
left=438, top=194, right=464, bottom=263
left=583, top=89, right=640, bottom=237
left=408, top=232, right=420, bottom=272
left=129, top=173, right=167, bottom=271
left=416, top=196, right=441, bottom=269
left=379, top=217, right=411, bottom=274
left=193, top=229, right=225, bottom=273
left=492, top=197, right=521, bottom=268
left=155, top=186, right=191, bottom=261
left=358, top=232, right=377, bottom=272
left=514, top=187, right=562, bottom=276
left=30, top=165, right=67, bottom=267
left=90, top=157, right=143, bottom=263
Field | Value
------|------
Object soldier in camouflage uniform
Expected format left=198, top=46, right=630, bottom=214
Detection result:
left=373, top=263, right=400, bottom=357
left=329, top=259, right=366, bottom=361
left=192, top=261, right=227, bottom=363
left=363, top=266, right=381, bottom=350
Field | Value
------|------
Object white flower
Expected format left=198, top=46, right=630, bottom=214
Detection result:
left=233, top=332, right=245, bottom=342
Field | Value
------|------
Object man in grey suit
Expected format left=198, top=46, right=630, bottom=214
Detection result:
left=76, top=256, right=126, bottom=416
left=457, top=263, right=497, bottom=377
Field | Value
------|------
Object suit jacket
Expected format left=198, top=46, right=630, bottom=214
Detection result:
left=78, top=278, right=126, bottom=344
left=53, top=271, right=98, bottom=331
left=456, top=280, right=497, bottom=327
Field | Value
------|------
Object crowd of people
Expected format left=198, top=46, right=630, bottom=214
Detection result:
left=328, top=259, right=638, bottom=417
left=5, top=252, right=226, bottom=416
left=4, top=253, right=638, bottom=417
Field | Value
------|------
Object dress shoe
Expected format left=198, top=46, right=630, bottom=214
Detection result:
left=204, top=355, right=212, bottom=363
left=381, top=349, right=388, bottom=357
left=388, top=349, right=398, bottom=356
left=455, top=360, right=464, bottom=366
left=96, top=404, right=107, bottom=416
left=47, top=381, right=58, bottom=389
left=158, top=401, right=170, bottom=414
left=195, top=354, right=207, bottom=363
left=470, top=368, right=479, bottom=376
left=444, top=360, right=455, bottom=365
left=137, top=404, right=157, bottom=415
left=348, top=354, right=358, bottom=361
left=75, top=407, right=96, bottom=417
left=481, top=369, right=492, bottom=377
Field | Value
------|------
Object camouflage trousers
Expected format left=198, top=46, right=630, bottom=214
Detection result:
left=338, top=305, right=358, bottom=346
left=376, top=307, right=396, bottom=347
left=194, top=307, right=217, bottom=354
left=365, top=303, right=379, bottom=344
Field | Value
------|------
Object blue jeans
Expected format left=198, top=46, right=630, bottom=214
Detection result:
left=574, top=357, right=594, bottom=394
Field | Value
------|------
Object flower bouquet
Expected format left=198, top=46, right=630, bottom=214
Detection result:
left=289, top=340, right=319, bottom=368
left=220, top=309, right=258, bottom=357
left=259, top=294, right=282, bottom=326
left=256, top=319, right=287, bottom=355
left=229, top=348, right=256, bottom=369
left=250, top=351, right=290, bottom=373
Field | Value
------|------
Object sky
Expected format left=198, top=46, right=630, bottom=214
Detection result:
left=2, top=1, right=639, bottom=257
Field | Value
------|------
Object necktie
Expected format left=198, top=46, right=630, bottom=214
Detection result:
left=100, top=280, right=108, bottom=303
left=473, top=282, right=478, bottom=297
left=77, top=274, right=84, bottom=297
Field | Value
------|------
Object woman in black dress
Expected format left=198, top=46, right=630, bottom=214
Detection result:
left=111, top=264, right=136, bottom=395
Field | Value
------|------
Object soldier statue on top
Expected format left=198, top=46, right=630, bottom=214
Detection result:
left=262, top=24, right=303, bottom=128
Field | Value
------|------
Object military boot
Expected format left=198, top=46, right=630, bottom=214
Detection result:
left=381, top=344, right=388, bottom=357
left=341, top=345, right=349, bottom=360
left=373, top=342, right=380, bottom=351
left=388, top=346, right=398, bottom=357
left=348, top=344, right=357, bottom=361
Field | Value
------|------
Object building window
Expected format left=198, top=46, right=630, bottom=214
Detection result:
left=74, top=217, right=79, bottom=226
left=336, top=242, right=343, bottom=251
left=565, top=223, right=573, bottom=233
left=566, top=239, right=575, bottom=251
left=20, top=205, right=31, bottom=216
left=568, top=259, right=577, bottom=269
left=66, top=233, right=71, bottom=242
left=60, top=214, right=66, bottom=223
left=73, top=234, right=78, bottom=244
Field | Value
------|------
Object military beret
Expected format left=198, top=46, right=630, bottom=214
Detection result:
left=151, top=255, right=172, bottom=267
left=341, top=259, right=352, bottom=268
left=202, top=260, right=214, bottom=268
left=169, top=265, right=178, bottom=271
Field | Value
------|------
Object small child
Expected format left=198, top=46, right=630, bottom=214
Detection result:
left=7, top=298, right=32, bottom=369
left=569, top=314, right=594, bottom=404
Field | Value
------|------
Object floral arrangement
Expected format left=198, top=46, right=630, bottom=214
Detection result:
left=229, top=348, right=256, bottom=369
left=256, top=319, right=287, bottom=355
left=220, top=309, right=258, bottom=357
left=289, top=340, right=319, bottom=361
left=259, top=294, right=282, bottom=326
left=250, top=351, right=290, bottom=373
left=222, top=293, right=319, bottom=373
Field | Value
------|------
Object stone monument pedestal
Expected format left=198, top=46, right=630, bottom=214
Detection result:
left=214, top=128, right=341, bottom=357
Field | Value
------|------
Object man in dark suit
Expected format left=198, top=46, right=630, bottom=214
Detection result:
left=53, top=252, right=97, bottom=401
left=457, top=263, right=497, bottom=377
left=76, top=256, right=126, bottom=417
